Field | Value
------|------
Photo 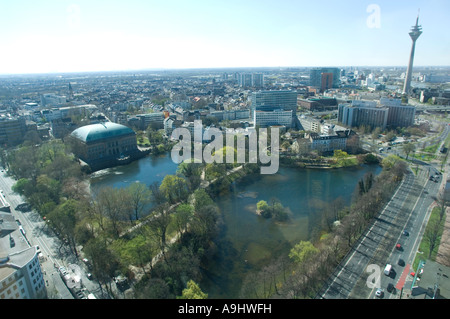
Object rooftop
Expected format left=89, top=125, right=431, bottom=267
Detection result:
left=71, top=121, right=135, bottom=143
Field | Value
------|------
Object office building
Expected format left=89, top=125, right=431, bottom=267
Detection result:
left=309, top=68, right=341, bottom=91
left=136, top=112, right=165, bottom=130
left=254, top=109, right=294, bottom=128
left=251, top=90, right=298, bottom=116
left=386, top=104, right=416, bottom=128
left=0, top=115, right=27, bottom=146
left=40, top=93, right=67, bottom=107
left=338, top=103, right=389, bottom=130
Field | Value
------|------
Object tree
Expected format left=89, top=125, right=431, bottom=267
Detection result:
left=47, top=199, right=80, bottom=257
left=174, top=204, right=194, bottom=235
left=12, top=178, right=33, bottom=197
left=289, top=241, right=319, bottom=264
left=84, top=238, right=120, bottom=296
left=147, top=204, right=172, bottom=260
left=127, top=182, right=151, bottom=221
left=402, top=142, right=416, bottom=160
left=257, top=200, right=269, bottom=215
left=96, top=187, right=130, bottom=237
left=178, top=280, right=208, bottom=299
left=193, top=188, right=213, bottom=212
left=381, top=154, right=402, bottom=170
left=424, top=214, right=443, bottom=259
left=160, top=175, right=189, bottom=203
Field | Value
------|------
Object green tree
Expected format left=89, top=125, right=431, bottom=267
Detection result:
left=257, top=200, right=269, bottom=214
left=12, top=178, right=33, bottom=196
left=193, top=188, right=213, bottom=212
left=381, top=154, right=403, bottom=169
left=160, top=175, right=188, bottom=203
left=289, top=241, right=319, bottom=264
left=174, top=204, right=194, bottom=234
left=47, top=199, right=79, bottom=257
left=84, top=238, right=120, bottom=296
left=178, top=280, right=208, bottom=299
left=402, top=142, right=416, bottom=160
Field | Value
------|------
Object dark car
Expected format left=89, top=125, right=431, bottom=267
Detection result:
left=15, top=203, right=31, bottom=212
left=403, top=230, right=409, bottom=236
left=387, top=283, right=395, bottom=293
left=398, top=259, right=405, bottom=267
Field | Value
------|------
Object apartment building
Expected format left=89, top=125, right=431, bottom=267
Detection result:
left=0, top=213, right=46, bottom=299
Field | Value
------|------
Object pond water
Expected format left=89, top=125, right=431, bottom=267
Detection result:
left=201, top=164, right=382, bottom=298
left=89, top=154, right=381, bottom=298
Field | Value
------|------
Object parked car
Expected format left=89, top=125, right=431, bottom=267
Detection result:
left=15, top=203, right=31, bottom=212
left=375, top=288, right=384, bottom=298
left=387, top=283, right=395, bottom=293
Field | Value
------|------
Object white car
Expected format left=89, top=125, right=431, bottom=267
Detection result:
left=375, top=288, right=384, bottom=298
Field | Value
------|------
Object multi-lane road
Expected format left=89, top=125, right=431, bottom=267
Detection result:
left=319, top=123, right=450, bottom=299
left=319, top=163, right=442, bottom=299
left=0, top=169, right=105, bottom=299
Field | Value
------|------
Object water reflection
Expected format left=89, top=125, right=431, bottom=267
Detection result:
left=204, top=165, right=381, bottom=298
left=88, top=153, right=381, bottom=298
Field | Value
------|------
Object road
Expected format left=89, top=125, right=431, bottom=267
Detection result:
left=0, top=170, right=105, bottom=299
left=318, top=122, right=450, bottom=299
left=319, top=163, right=441, bottom=299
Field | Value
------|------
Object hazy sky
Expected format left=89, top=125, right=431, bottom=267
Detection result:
left=1, top=0, right=449, bottom=74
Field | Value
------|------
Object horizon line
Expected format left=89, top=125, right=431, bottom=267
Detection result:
left=1, top=65, right=450, bottom=77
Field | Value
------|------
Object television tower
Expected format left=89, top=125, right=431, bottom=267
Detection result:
left=402, top=12, right=423, bottom=95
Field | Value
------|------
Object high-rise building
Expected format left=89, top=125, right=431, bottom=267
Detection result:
left=251, top=90, right=298, bottom=115
left=309, top=68, right=341, bottom=91
left=320, top=73, right=334, bottom=92
left=385, top=104, right=416, bottom=128
left=238, top=73, right=264, bottom=88
left=403, top=14, right=423, bottom=95
left=338, top=103, right=388, bottom=130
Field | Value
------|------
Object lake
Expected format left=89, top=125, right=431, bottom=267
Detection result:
left=89, top=153, right=381, bottom=298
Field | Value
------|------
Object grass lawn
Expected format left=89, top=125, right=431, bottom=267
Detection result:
left=412, top=206, right=446, bottom=271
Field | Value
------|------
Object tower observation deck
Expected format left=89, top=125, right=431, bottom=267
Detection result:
left=403, top=13, right=423, bottom=95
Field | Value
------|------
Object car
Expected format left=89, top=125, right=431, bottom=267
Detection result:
left=403, top=230, right=409, bottom=236
left=375, top=288, right=384, bottom=298
left=387, top=283, right=395, bottom=293
left=75, top=291, right=86, bottom=299
left=59, top=266, right=68, bottom=277
left=15, top=203, right=31, bottom=212
left=398, top=258, right=405, bottom=267
left=87, top=273, right=93, bottom=280
left=396, top=243, right=402, bottom=250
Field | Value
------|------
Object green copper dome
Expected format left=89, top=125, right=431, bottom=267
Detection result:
left=71, top=122, right=135, bottom=143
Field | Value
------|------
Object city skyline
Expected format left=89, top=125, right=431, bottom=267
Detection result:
left=1, top=0, right=449, bottom=75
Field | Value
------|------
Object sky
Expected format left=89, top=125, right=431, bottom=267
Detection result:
left=0, top=0, right=449, bottom=74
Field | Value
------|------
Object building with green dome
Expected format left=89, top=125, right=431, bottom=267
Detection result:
left=69, top=121, right=143, bottom=171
